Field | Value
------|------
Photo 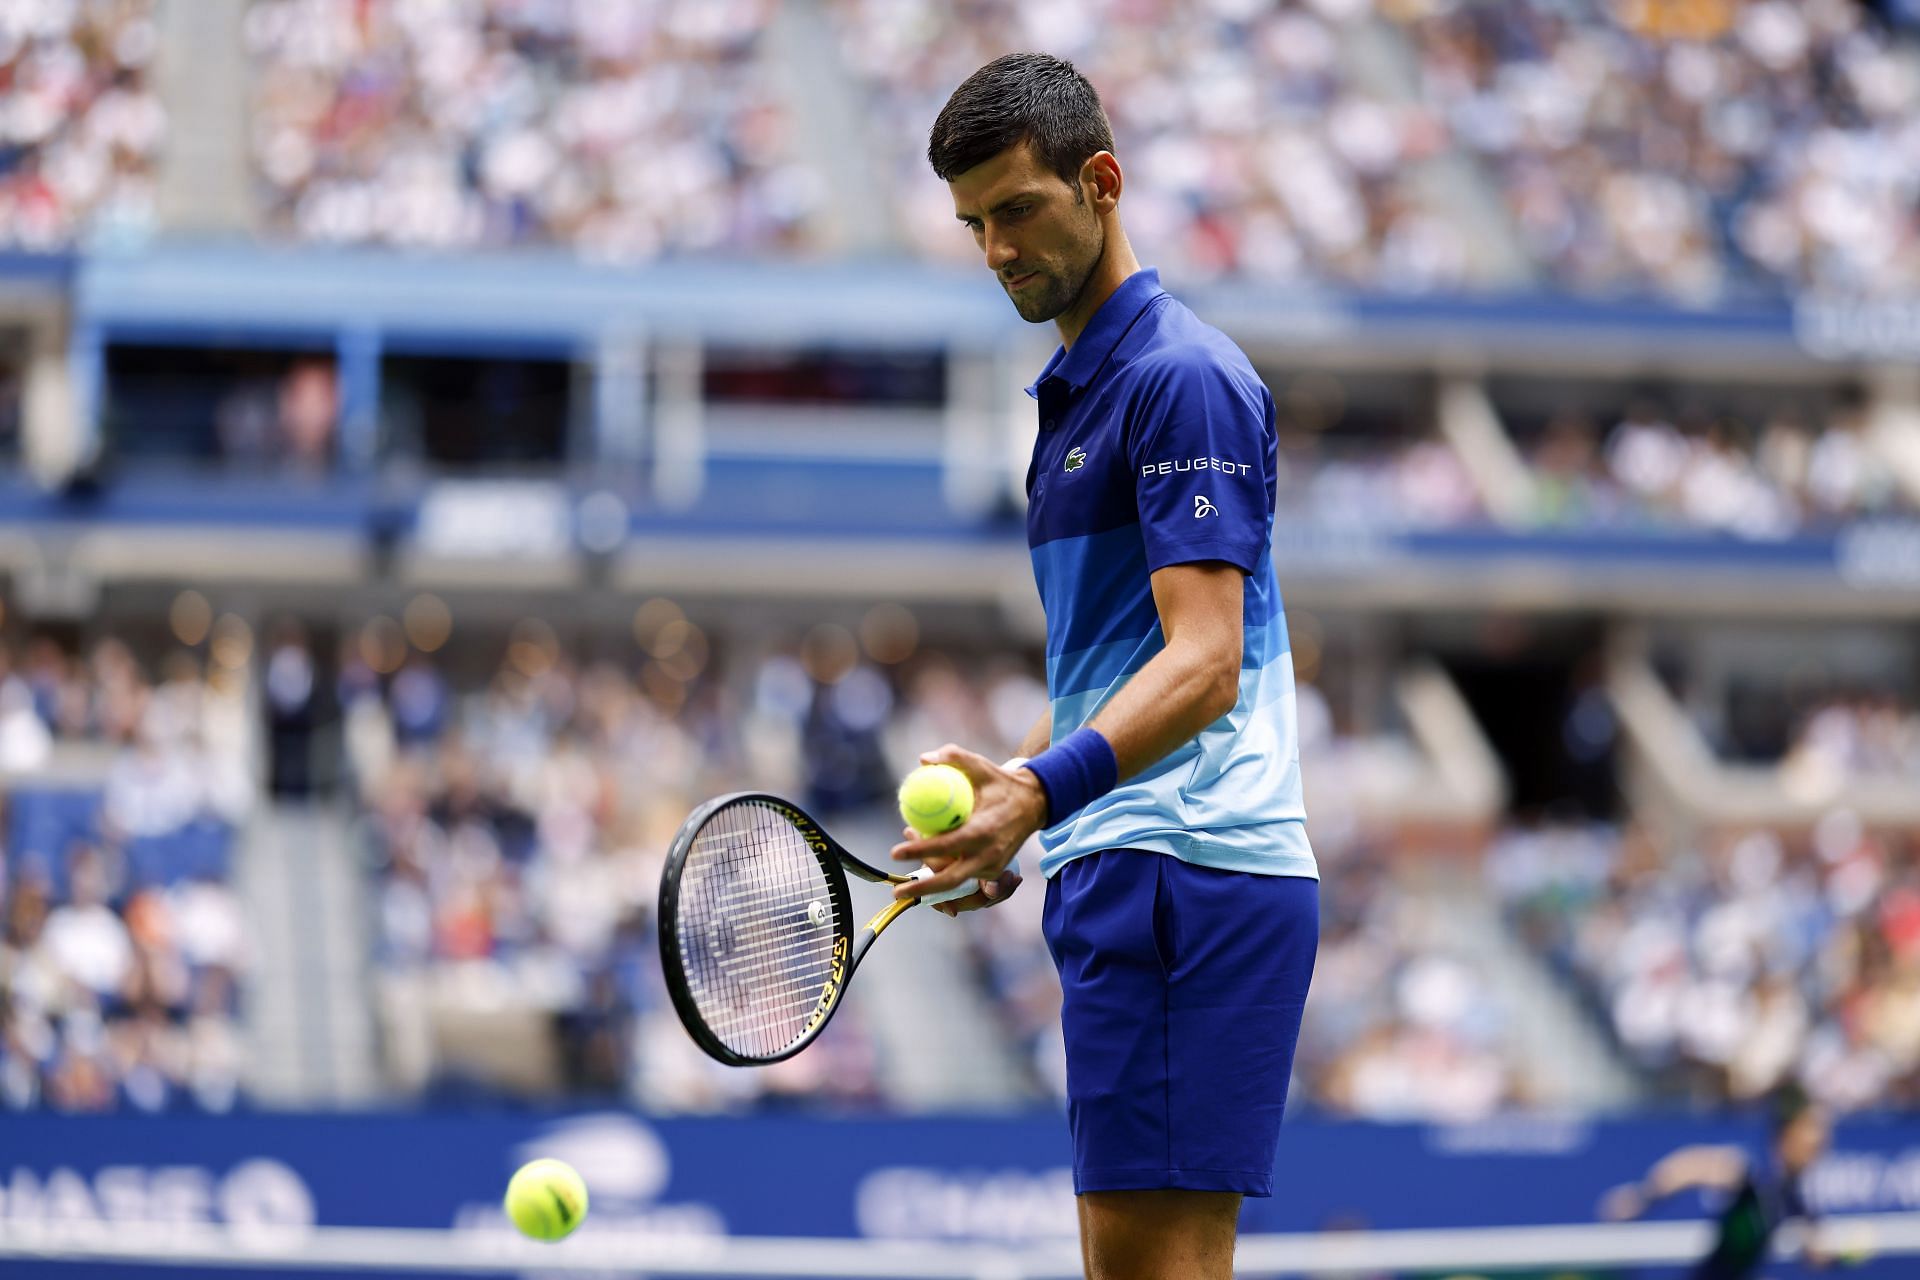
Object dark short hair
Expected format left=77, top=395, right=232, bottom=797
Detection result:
left=1770, top=1081, right=1818, bottom=1135
left=927, top=53, right=1115, bottom=188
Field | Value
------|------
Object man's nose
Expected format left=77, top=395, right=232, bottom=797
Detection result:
left=984, top=231, right=1019, bottom=272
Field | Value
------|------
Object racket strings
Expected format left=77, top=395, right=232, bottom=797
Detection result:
left=675, top=799, right=845, bottom=1059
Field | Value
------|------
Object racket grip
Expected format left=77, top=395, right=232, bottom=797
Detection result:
left=908, top=864, right=979, bottom=906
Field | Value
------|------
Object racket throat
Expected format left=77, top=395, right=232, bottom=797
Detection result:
left=801, top=933, right=853, bottom=1038
left=864, top=896, right=917, bottom=934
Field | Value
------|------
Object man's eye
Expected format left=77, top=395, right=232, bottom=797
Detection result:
left=1008, top=205, right=1030, bottom=218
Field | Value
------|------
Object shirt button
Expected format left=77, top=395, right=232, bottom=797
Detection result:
left=1043, top=419, right=1056, bottom=431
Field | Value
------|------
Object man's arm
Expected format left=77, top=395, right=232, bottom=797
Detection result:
left=1082, top=561, right=1241, bottom=779
left=1013, top=711, right=1051, bottom=761
left=890, top=561, right=1243, bottom=901
left=1600, top=1146, right=1748, bottom=1220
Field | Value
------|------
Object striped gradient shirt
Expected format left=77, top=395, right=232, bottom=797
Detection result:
left=1023, top=268, right=1315, bottom=880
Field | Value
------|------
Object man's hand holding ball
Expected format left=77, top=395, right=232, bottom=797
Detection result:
left=892, top=746, right=1046, bottom=916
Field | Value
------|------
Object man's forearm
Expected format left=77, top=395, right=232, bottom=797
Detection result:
left=1085, top=640, right=1237, bottom=782
left=1015, top=710, right=1051, bottom=760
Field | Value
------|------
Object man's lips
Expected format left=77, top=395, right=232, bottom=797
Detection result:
left=1005, top=272, right=1039, bottom=290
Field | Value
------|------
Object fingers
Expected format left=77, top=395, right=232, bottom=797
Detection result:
left=893, top=745, right=1025, bottom=863
left=918, top=743, right=1000, bottom=786
left=892, top=856, right=984, bottom=902
left=891, top=826, right=980, bottom=863
left=948, top=872, right=1022, bottom=912
left=921, top=870, right=1023, bottom=913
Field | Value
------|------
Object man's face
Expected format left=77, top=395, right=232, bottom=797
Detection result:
left=949, top=142, right=1105, bottom=324
left=1779, top=1107, right=1832, bottom=1172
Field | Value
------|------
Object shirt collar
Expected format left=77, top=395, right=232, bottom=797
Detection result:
left=1024, top=267, right=1164, bottom=399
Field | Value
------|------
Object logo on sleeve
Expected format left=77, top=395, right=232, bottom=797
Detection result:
left=1194, top=496, right=1218, bottom=518
left=1064, top=447, right=1086, bottom=473
left=1142, top=456, right=1251, bottom=477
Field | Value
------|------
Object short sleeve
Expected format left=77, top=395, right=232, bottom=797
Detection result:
left=1126, top=355, right=1272, bottom=574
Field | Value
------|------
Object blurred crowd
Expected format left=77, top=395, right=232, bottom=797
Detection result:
left=1278, top=427, right=1485, bottom=530
left=12, top=614, right=1920, bottom=1123
left=0, top=634, right=252, bottom=1112
left=9, top=0, right=1920, bottom=303
left=1525, top=397, right=1908, bottom=536
left=1669, top=660, right=1920, bottom=776
left=347, top=609, right=1054, bottom=1109
left=1408, top=0, right=1920, bottom=300
left=1782, top=693, right=1920, bottom=783
left=1494, top=815, right=1920, bottom=1111
left=832, top=0, right=1920, bottom=298
left=245, top=0, right=820, bottom=258
left=0, top=0, right=163, bottom=250
left=1299, top=840, right=1523, bottom=1121
left=830, top=0, right=1472, bottom=291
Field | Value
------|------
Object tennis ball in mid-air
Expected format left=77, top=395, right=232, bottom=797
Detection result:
left=504, top=1158, right=588, bottom=1241
left=899, top=763, right=974, bottom=836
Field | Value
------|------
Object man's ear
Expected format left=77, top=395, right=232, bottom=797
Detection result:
left=1081, top=151, right=1122, bottom=212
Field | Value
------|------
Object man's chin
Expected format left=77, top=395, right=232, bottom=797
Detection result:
left=1010, top=291, right=1062, bottom=324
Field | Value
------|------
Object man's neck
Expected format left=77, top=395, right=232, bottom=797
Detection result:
left=1056, top=229, right=1141, bottom=350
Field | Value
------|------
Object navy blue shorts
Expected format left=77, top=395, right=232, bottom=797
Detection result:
left=1043, top=849, right=1318, bottom=1197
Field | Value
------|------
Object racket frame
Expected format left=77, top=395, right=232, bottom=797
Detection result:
left=658, top=791, right=922, bottom=1067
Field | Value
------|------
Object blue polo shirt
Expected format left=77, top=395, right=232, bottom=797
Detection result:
left=1024, top=268, right=1315, bottom=881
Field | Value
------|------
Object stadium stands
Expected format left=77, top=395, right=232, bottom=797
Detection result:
left=14, top=0, right=1920, bottom=308
left=1409, top=0, right=1920, bottom=300
left=0, top=634, right=249, bottom=1112
left=826, top=0, right=1477, bottom=289
left=244, top=0, right=820, bottom=256
left=1494, top=816, right=1920, bottom=1112
left=0, top=0, right=164, bottom=250
left=1517, top=396, right=1910, bottom=535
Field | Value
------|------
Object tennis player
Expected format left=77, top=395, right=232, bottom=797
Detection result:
left=889, top=53, right=1319, bottom=1280
left=1601, top=1086, right=1838, bottom=1278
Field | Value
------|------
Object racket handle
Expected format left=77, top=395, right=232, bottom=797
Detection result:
left=908, top=864, right=979, bottom=906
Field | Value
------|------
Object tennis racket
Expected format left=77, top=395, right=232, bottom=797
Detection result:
left=657, top=791, right=976, bottom=1066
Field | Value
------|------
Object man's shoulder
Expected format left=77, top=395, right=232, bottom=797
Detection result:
left=1118, top=298, right=1263, bottom=392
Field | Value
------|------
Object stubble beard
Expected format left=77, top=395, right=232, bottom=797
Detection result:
left=1009, top=222, right=1105, bottom=324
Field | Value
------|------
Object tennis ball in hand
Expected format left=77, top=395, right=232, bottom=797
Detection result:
left=899, top=763, right=974, bottom=836
left=505, top=1158, right=588, bottom=1241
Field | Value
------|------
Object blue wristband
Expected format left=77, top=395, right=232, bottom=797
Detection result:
left=1023, top=727, right=1118, bottom=825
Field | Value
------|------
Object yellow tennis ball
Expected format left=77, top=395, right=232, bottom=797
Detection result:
left=504, top=1158, right=588, bottom=1242
left=898, top=763, right=974, bottom=836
